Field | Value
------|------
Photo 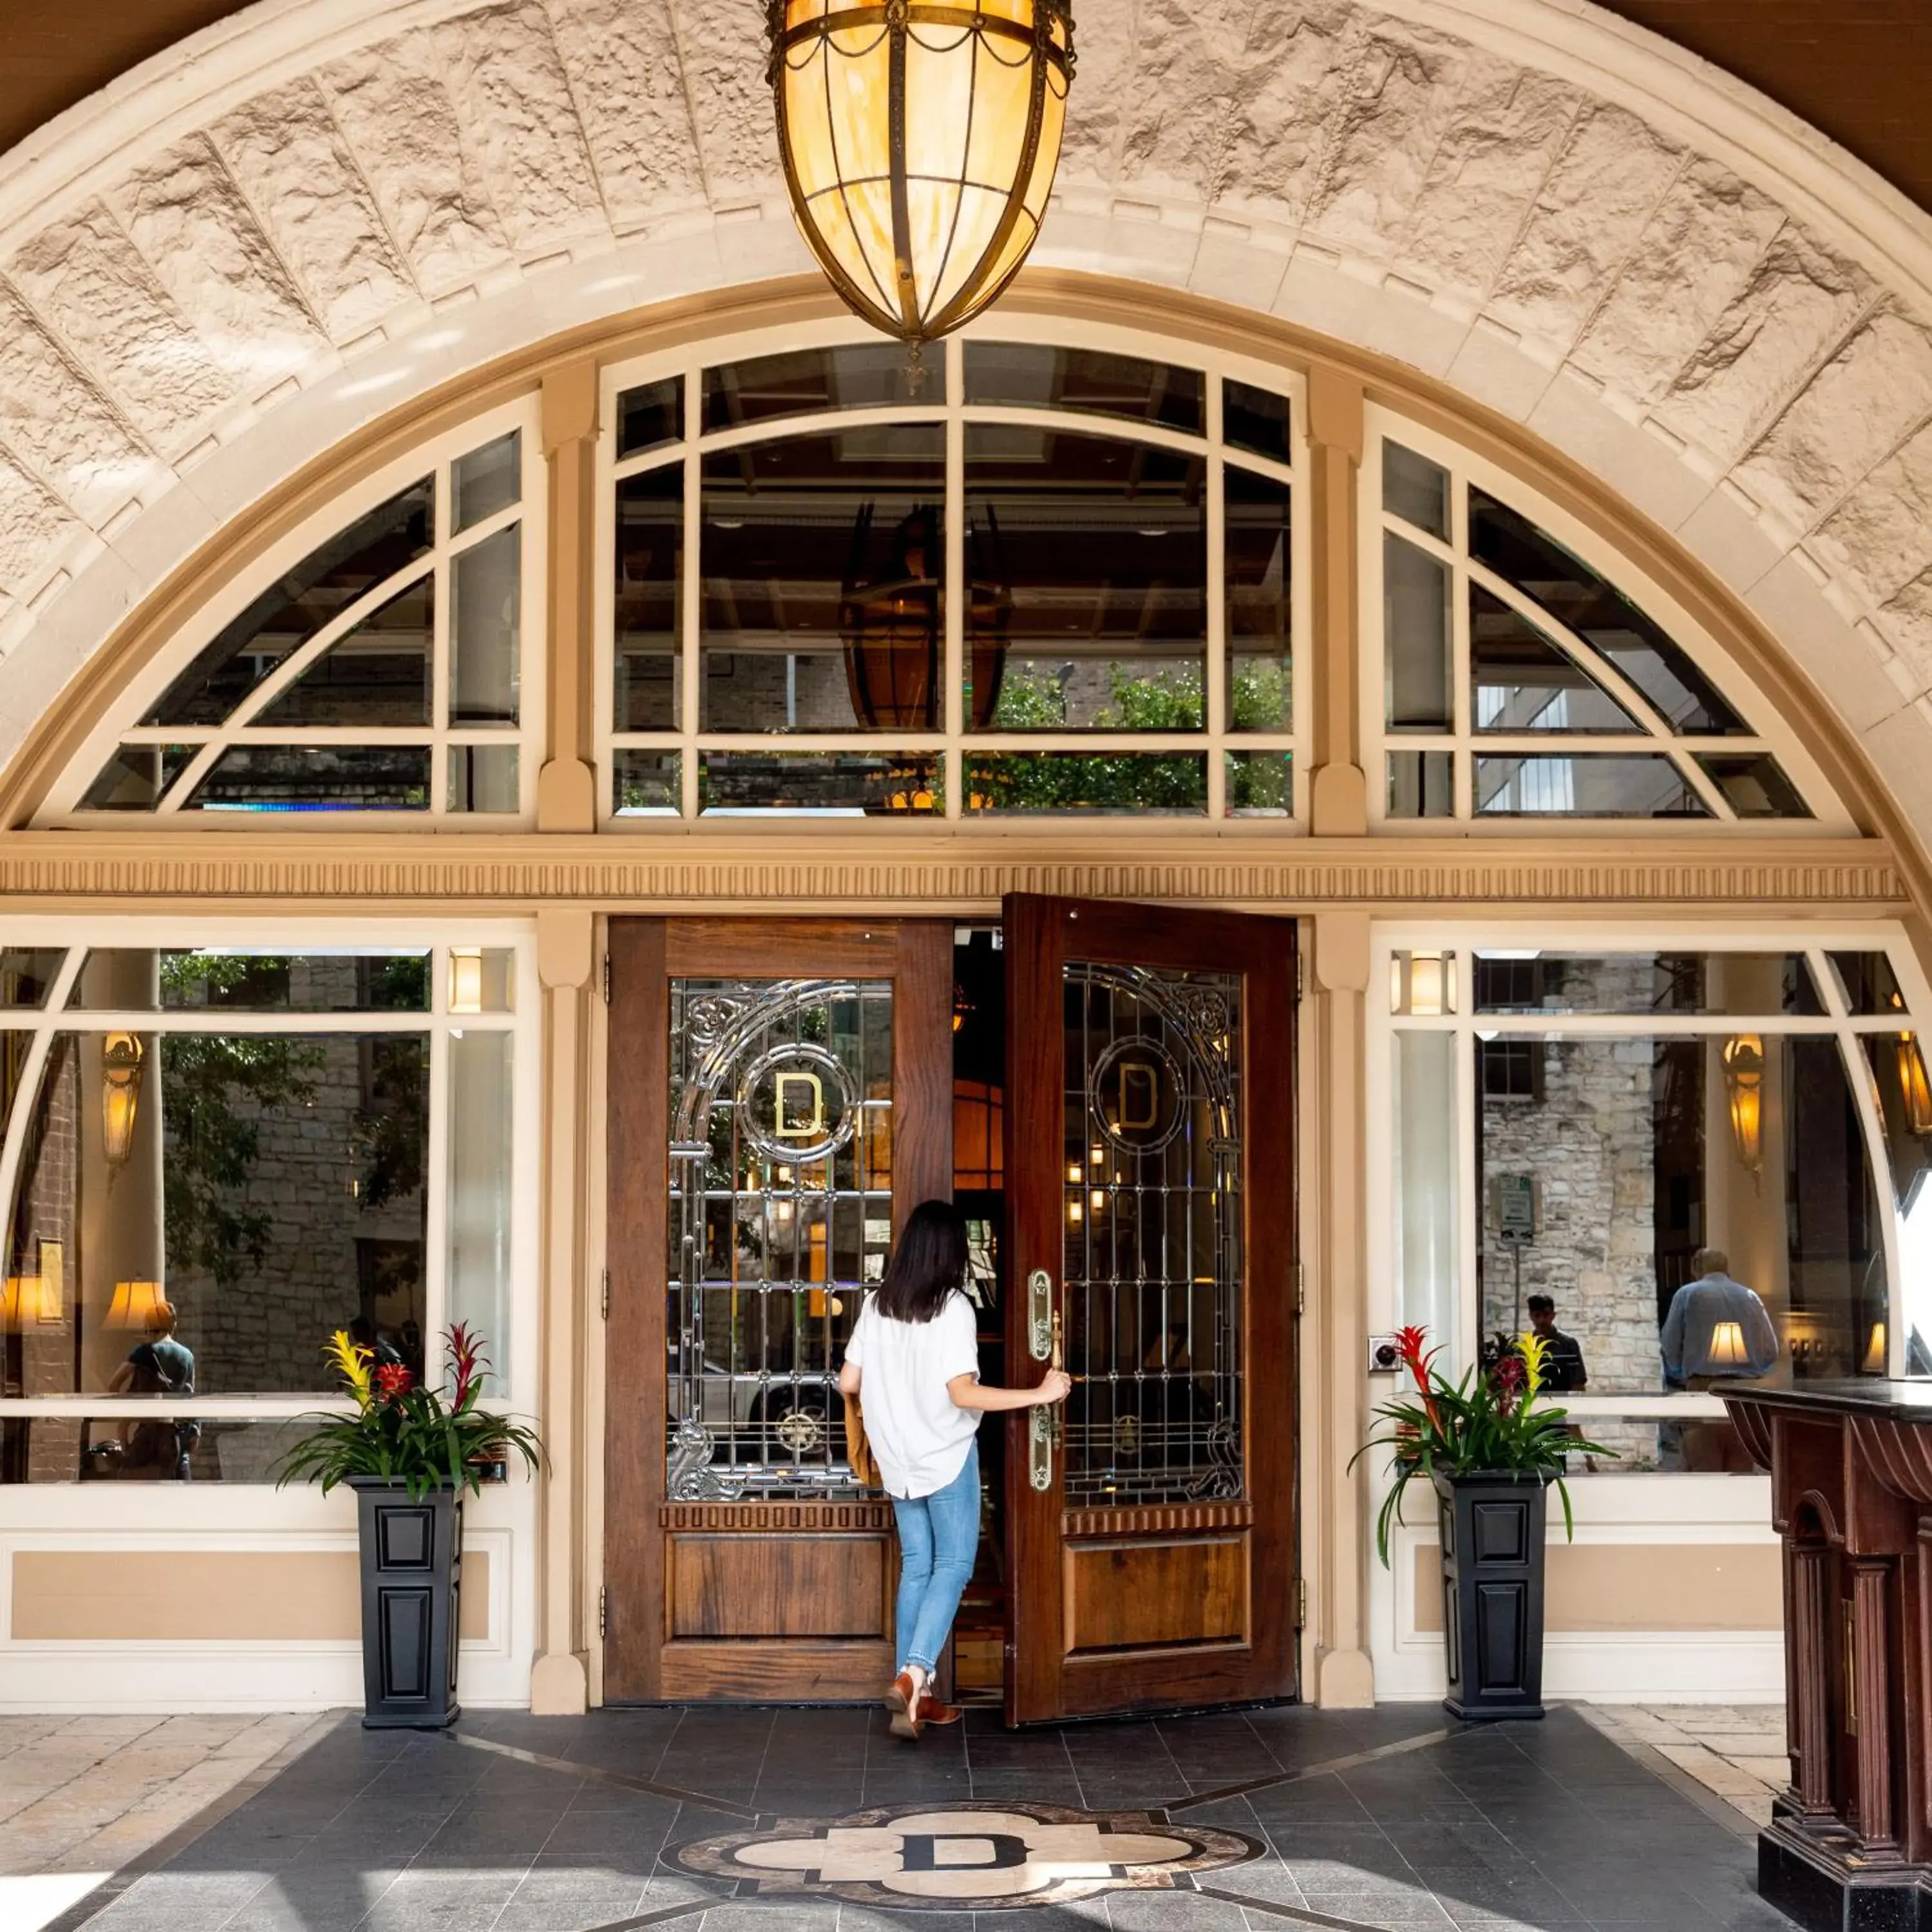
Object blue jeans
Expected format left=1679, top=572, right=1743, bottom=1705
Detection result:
left=890, top=1441, right=980, bottom=1676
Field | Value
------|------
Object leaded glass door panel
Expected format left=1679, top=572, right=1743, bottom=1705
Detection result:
left=604, top=919, right=950, bottom=1704
left=1003, top=895, right=1298, bottom=1723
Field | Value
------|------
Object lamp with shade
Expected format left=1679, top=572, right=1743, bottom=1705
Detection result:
left=0, top=1276, right=59, bottom=1328
left=106, top=1280, right=167, bottom=1330
left=1707, top=1320, right=1750, bottom=1370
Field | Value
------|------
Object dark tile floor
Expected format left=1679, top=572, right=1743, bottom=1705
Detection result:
left=50, top=1702, right=1799, bottom=1932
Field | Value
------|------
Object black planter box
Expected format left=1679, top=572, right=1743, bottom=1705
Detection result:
left=1433, top=1469, right=1548, bottom=1721
left=350, top=1478, right=462, bottom=1730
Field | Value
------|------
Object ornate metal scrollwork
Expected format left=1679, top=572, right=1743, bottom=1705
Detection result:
left=668, top=1416, right=744, bottom=1502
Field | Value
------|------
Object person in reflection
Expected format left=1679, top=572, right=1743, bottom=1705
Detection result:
left=349, top=1314, right=404, bottom=1370
left=108, top=1298, right=198, bottom=1480
left=1524, top=1295, right=1588, bottom=1392
left=839, top=1200, right=1069, bottom=1740
left=1659, top=1247, right=1779, bottom=1473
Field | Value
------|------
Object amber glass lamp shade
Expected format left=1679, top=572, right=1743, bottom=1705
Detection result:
left=1721, top=1034, right=1765, bottom=1172
left=100, top=1030, right=145, bottom=1167
left=1707, top=1320, right=1749, bottom=1369
left=0, top=1276, right=59, bottom=1327
left=1897, top=1032, right=1932, bottom=1135
left=106, top=1280, right=167, bottom=1330
left=768, top=0, right=1076, bottom=354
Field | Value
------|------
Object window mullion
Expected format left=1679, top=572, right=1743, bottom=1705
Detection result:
left=1206, top=381, right=1227, bottom=819
left=945, top=357, right=965, bottom=821
left=681, top=372, right=702, bottom=820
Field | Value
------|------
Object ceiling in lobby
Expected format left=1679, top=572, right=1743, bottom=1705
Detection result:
left=1, top=1, right=1928, bottom=213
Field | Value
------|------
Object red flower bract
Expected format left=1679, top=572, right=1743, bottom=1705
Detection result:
left=373, top=1362, right=414, bottom=1402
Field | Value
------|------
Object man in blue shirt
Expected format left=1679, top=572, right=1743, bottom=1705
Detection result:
left=1660, top=1249, right=1780, bottom=1388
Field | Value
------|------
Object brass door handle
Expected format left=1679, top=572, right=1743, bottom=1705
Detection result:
left=1028, top=1268, right=1054, bottom=1361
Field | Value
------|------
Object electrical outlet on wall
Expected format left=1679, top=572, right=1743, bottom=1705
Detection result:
left=1368, top=1334, right=1401, bottom=1373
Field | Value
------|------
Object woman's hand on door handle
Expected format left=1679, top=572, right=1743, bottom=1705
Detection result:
left=947, top=1368, right=1071, bottom=1412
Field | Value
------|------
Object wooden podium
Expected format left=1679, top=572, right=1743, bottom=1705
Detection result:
left=1723, top=1382, right=1932, bottom=1932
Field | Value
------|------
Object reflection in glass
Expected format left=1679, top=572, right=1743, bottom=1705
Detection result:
left=1226, top=468, right=1292, bottom=730
left=1, top=1025, right=430, bottom=1401
left=1469, top=489, right=1746, bottom=734
left=1388, top=750, right=1453, bottom=818
left=968, top=426, right=1205, bottom=731
left=966, top=753, right=1206, bottom=815
left=1224, top=379, right=1292, bottom=466
left=447, top=744, right=518, bottom=813
left=1471, top=587, right=1639, bottom=734
left=1384, top=441, right=1449, bottom=539
left=449, top=1030, right=513, bottom=1394
left=1385, top=534, right=1450, bottom=730
left=184, top=745, right=431, bottom=811
left=614, top=466, right=682, bottom=733
left=702, top=428, right=945, bottom=732
left=70, top=951, right=430, bottom=1012
left=698, top=752, right=938, bottom=816
left=1696, top=753, right=1811, bottom=820
left=450, top=525, right=520, bottom=725
left=613, top=750, right=680, bottom=816
left=80, top=745, right=199, bottom=812
left=1474, top=754, right=1708, bottom=818
left=703, top=344, right=936, bottom=435
left=0, top=1414, right=332, bottom=1483
left=1868, top=1032, right=1932, bottom=1375
left=616, top=375, right=682, bottom=459
left=146, top=479, right=433, bottom=727
left=665, top=978, right=895, bottom=1498
left=0, top=952, right=65, bottom=1010
left=1395, top=1031, right=1457, bottom=1346
left=1061, top=963, right=1244, bottom=1506
left=453, top=431, right=520, bottom=534
left=1225, top=752, right=1291, bottom=817
left=1473, top=953, right=1822, bottom=1018
left=258, top=576, right=433, bottom=727
left=964, top=343, right=1204, bottom=434
left=446, top=949, right=515, bottom=1016
left=1831, top=952, right=1909, bottom=1017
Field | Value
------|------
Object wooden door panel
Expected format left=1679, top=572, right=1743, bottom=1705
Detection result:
left=603, top=918, right=952, bottom=1704
left=1003, top=894, right=1298, bottom=1723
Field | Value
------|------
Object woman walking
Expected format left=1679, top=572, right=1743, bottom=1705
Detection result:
left=839, top=1200, right=1070, bottom=1739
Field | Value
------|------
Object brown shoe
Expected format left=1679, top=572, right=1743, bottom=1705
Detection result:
left=885, top=1670, right=922, bottom=1739
left=917, top=1692, right=963, bottom=1727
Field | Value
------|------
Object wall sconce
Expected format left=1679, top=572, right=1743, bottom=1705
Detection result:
left=1721, top=1034, right=1765, bottom=1176
left=1390, top=951, right=1455, bottom=1017
left=1897, top=1034, right=1932, bottom=1135
left=448, top=949, right=484, bottom=1016
left=1862, top=1320, right=1888, bottom=1376
left=106, top=1280, right=167, bottom=1330
left=1708, top=1320, right=1749, bottom=1369
left=100, top=1031, right=145, bottom=1167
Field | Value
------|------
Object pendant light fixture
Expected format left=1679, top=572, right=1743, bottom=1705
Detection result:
left=766, top=0, right=1076, bottom=372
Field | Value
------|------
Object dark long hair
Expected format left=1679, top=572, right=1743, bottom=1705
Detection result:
left=873, top=1199, right=969, bottom=1324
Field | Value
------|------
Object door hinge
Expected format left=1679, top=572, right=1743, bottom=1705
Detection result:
left=1295, top=951, right=1306, bottom=1000
left=1294, top=1263, right=1305, bottom=1316
left=1294, top=1577, right=1307, bottom=1631
left=601, top=1268, right=611, bottom=1320
left=598, top=1584, right=607, bottom=1640
left=601, top=953, right=612, bottom=1003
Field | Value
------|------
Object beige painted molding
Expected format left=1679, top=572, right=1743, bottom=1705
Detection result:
left=0, top=832, right=1901, bottom=914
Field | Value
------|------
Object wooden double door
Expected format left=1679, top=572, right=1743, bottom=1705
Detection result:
left=604, top=898, right=1298, bottom=1723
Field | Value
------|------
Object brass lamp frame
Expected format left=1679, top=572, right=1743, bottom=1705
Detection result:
left=765, top=0, right=1077, bottom=355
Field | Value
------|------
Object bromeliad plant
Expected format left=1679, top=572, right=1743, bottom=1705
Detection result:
left=1355, top=1325, right=1615, bottom=1564
left=276, top=1323, right=542, bottom=1500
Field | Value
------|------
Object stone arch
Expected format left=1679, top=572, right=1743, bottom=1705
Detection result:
left=2, top=0, right=1931, bottom=851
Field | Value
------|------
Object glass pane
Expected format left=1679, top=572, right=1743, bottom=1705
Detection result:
left=1474, top=954, right=1823, bottom=1018
left=701, top=344, right=934, bottom=435
left=1469, top=489, right=1747, bottom=734
left=453, top=431, right=520, bottom=533
left=1224, top=752, right=1291, bottom=818
left=968, top=426, right=1206, bottom=731
left=614, top=466, right=683, bottom=733
left=617, top=375, right=683, bottom=459
left=71, top=950, right=430, bottom=1012
left=80, top=744, right=198, bottom=812
left=1395, top=1031, right=1458, bottom=1353
left=0, top=1415, right=341, bottom=1483
left=1471, top=587, right=1640, bottom=733
left=698, top=752, right=939, bottom=816
left=1872, top=1034, right=1932, bottom=1374
left=1473, top=1034, right=1880, bottom=1425
left=964, top=343, right=1204, bottom=435
left=1227, top=467, right=1292, bottom=730
left=1832, top=952, right=1909, bottom=1016
left=966, top=753, right=1207, bottom=815
left=1, top=1030, right=428, bottom=1398
left=665, top=977, right=895, bottom=1499
left=450, top=525, right=520, bottom=725
left=447, top=744, right=518, bottom=813
left=1223, top=379, right=1292, bottom=465
left=257, top=575, right=433, bottom=727
left=702, top=428, right=945, bottom=732
left=183, top=746, right=431, bottom=812
left=1061, top=962, right=1244, bottom=1506
left=1474, top=753, right=1709, bottom=818
left=1384, top=534, right=1450, bottom=730
left=0, top=952, right=64, bottom=1010
left=447, top=949, right=515, bottom=1016
left=448, top=1030, right=513, bottom=1394
left=1696, top=753, right=1812, bottom=820
left=145, top=479, right=433, bottom=726
left=613, top=749, right=681, bottom=817
left=1383, top=441, right=1449, bottom=539
left=1388, top=750, right=1453, bottom=818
